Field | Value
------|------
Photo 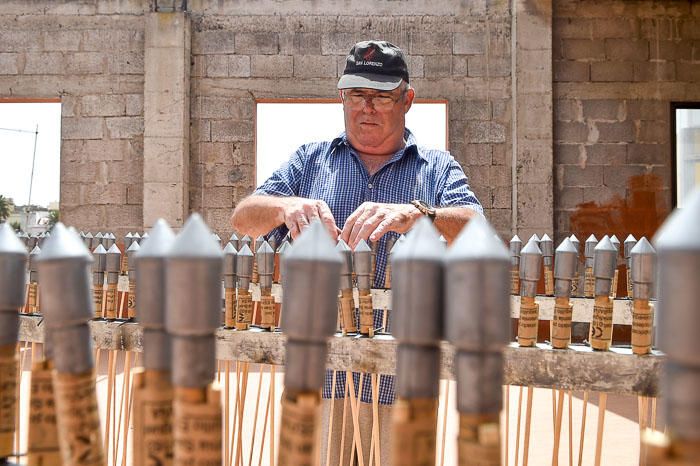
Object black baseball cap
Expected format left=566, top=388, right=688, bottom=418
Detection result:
left=337, top=40, right=409, bottom=91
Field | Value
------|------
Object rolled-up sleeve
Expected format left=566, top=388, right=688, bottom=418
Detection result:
left=437, top=157, right=483, bottom=213
left=253, top=146, right=306, bottom=197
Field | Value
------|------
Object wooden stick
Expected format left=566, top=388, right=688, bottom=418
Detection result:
left=552, top=388, right=557, bottom=432
left=256, top=366, right=273, bottom=466
left=230, top=362, right=241, bottom=466
left=225, top=361, right=230, bottom=466
left=439, top=379, right=449, bottom=466
left=371, top=374, right=381, bottom=466
left=593, top=393, right=607, bottom=466
left=522, top=386, right=534, bottom=466
left=651, top=397, right=657, bottom=431
left=552, top=389, right=565, bottom=466
left=325, top=371, right=338, bottom=466
left=568, top=391, right=573, bottom=466
left=247, top=365, right=264, bottom=466
left=514, top=386, right=524, bottom=466
left=504, top=386, right=510, bottom=466
left=338, top=379, right=350, bottom=466
left=236, top=363, right=250, bottom=466
left=104, top=350, right=116, bottom=457
left=347, top=372, right=365, bottom=466
left=114, top=351, right=132, bottom=466
left=577, top=391, right=589, bottom=466
left=270, top=365, right=276, bottom=466
left=121, top=357, right=135, bottom=466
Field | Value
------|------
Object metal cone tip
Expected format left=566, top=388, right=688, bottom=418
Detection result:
left=0, top=223, right=27, bottom=255
left=137, top=219, right=175, bottom=258
left=37, top=223, right=91, bottom=262
left=446, top=214, right=508, bottom=261
left=285, top=219, right=341, bottom=262
left=631, top=236, right=656, bottom=255
left=654, top=188, right=700, bottom=251
left=169, top=213, right=223, bottom=258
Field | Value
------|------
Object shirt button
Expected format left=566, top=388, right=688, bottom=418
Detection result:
left=368, top=183, right=373, bottom=189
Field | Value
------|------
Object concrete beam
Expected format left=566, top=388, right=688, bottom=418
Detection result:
left=143, top=11, right=191, bottom=229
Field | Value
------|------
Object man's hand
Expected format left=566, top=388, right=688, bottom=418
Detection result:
left=340, top=202, right=422, bottom=248
left=279, top=197, right=340, bottom=240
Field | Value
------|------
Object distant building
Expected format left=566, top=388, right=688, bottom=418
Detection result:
left=8, top=205, right=52, bottom=235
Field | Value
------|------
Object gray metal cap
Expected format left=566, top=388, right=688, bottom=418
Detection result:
left=445, top=214, right=510, bottom=354
left=569, top=234, right=580, bottom=253
left=584, top=234, right=598, bottom=267
left=630, top=237, right=656, bottom=301
left=91, top=244, right=106, bottom=276
left=223, top=242, right=238, bottom=289
left=540, top=233, right=553, bottom=257
left=132, top=232, right=141, bottom=245
left=335, top=238, right=353, bottom=290
left=29, top=244, right=41, bottom=282
left=256, top=240, right=275, bottom=289
left=654, top=188, right=700, bottom=371
left=212, top=233, right=221, bottom=246
left=124, top=232, right=133, bottom=248
left=385, top=235, right=398, bottom=258
left=528, top=234, right=540, bottom=246
left=228, top=232, right=240, bottom=250
left=554, top=238, right=577, bottom=297
left=126, top=241, right=140, bottom=276
left=610, top=234, right=620, bottom=251
left=36, top=223, right=94, bottom=374
left=267, top=235, right=278, bottom=254
left=83, top=232, right=93, bottom=249
left=510, top=235, right=522, bottom=266
left=240, top=235, right=252, bottom=250
left=353, top=239, right=372, bottom=290
left=105, top=244, right=121, bottom=272
left=281, top=220, right=341, bottom=392
left=0, top=223, right=28, bottom=343
left=236, top=244, right=254, bottom=289
left=624, top=234, right=637, bottom=259
left=135, top=219, right=176, bottom=371
left=593, top=236, right=617, bottom=296
left=104, top=232, right=116, bottom=249
left=165, top=214, right=223, bottom=388
left=519, top=239, right=542, bottom=297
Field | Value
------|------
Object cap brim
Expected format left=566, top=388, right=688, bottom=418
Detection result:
left=337, top=73, right=403, bottom=91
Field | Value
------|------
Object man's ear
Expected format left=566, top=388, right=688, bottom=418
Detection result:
left=403, top=88, right=415, bottom=113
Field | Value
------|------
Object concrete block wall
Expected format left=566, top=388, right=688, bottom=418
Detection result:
left=553, top=0, right=700, bottom=245
left=188, top=2, right=514, bottom=237
left=0, top=2, right=148, bottom=238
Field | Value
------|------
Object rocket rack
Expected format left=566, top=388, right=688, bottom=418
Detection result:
left=17, top=290, right=664, bottom=397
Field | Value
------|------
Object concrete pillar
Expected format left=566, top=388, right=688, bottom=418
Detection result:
left=143, top=12, right=191, bottom=229
left=513, top=0, right=553, bottom=239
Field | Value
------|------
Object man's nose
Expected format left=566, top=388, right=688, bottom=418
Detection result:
left=361, top=97, right=377, bottom=113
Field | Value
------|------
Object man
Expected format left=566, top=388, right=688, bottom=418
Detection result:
left=231, top=40, right=482, bottom=464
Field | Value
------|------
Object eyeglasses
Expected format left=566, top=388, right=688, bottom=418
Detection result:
left=342, top=89, right=406, bottom=110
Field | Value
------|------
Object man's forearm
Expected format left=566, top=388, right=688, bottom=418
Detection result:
left=230, top=195, right=287, bottom=237
left=434, top=206, right=481, bottom=244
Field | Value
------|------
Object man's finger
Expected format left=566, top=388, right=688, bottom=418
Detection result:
left=348, top=208, right=376, bottom=247
left=369, top=217, right=394, bottom=242
left=316, top=203, right=339, bottom=240
left=340, top=206, right=364, bottom=244
left=350, top=212, right=384, bottom=248
left=303, top=204, right=321, bottom=223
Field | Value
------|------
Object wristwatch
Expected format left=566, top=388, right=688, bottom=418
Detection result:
left=410, top=200, right=437, bottom=222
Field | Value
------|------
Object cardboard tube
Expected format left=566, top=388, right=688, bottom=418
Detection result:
left=551, top=296, right=573, bottom=349
left=358, top=290, right=373, bottom=337
left=517, top=296, right=539, bottom=347
left=52, top=371, right=105, bottom=466
left=510, top=266, right=520, bottom=295
left=173, top=385, right=221, bottom=466
left=544, top=266, right=554, bottom=296
left=224, top=288, right=235, bottom=329
left=104, top=283, right=118, bottom=320
left=590, top=295, right=613, bottom=351
left=27, top=360, right=61, bottom=466
left=584, top=267, right=595, bottom=298
left=28, top=282, right=39, bottom=314
left=0, top=344, right=17, bottom=458
left=391, top=398, right=439, bottom=466
left=92, top=284, right=104, bottom=319
left=338, top=289, right=356, bottom=334
left=127, top=281, right=136, bottom=319
left=626, top=267, right=633, bottom=298
left=278, top=392, right=320, bottom=466
left=132, top=369, right=173, bottom=466
left=235, top=289, right=253, bottom=331
left=457, top=414, right=500, bottom=466
left=260, top=291, right=275, bottom=331
left=611, top=269, right=619, bottom=299
left=632, top=300, right=654, bottom=355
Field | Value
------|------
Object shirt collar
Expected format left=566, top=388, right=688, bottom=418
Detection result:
left=330, top=128, right=425, bottom=161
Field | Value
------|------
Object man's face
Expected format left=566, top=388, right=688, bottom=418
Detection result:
left=341, top=84, right=415, bottom=156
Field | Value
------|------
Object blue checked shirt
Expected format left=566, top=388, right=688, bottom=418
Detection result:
left=254, top=129, right=482, bottom=404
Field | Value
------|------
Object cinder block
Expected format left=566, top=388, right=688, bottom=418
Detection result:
left=60, top=160, right=106, bottom=183
left=492, top=186, right=512, bottom=209
left=202, top=187, right=233, bottom=208
left=406, top=55, right=424, bottom=78
left=554, top=60, right=589, bottom=82
left=452, top=100, right=490, bottom=121
left=627, top=100, right=667, bottom=120
left=452, top=56, right=469, bottom=77
left=634, top=61, right=675, bottom=82
left=126, top=94, right=144, bottom=116
left=62, top=117, right=104, bottom=140
left=649, top=40, right=692, bottom=61
left=586, top=144, right=627, bottom=165
left=81, top=95, right=126, bottom=117
left=62, top=139, right=128, bottom=162
left=454, top=30, right=486, bottom=55
left=61, top=205, right=105, bottom=230
left=126, top=183, right=143, bottom=204
left=424, top=55, right=452, bottom=77
left=66, top=52, right=105, bottom=74
left=465, top=121, right=506, bottom=144
left=108, top=51, right=144, bottom=75
left=279, top=33, right=322, bottom=55
left=590, top=61, right=633, bottom=82
left=627, top=144, right=668, bottom=165
left=24, top=52, right=64, bottom=75
left=555, top=121, right=589, bottom=143
left=680, top=19, right=700, bottom=39
left=491, top=143, right=508, bottom=166
left=204, top=208, right=235, bottom=234
left=235, top=33, right=279, bottom=55
left=0, top=30, right=41, bottom=51
left=553, top=18, right=592, bottom=39
left=144, top=182, right=187, bottom=228
left=105, top=204, right=143, bottom=230
left=199, top=142, right=233, bottom=165
left=409, top=32, right=452, bottom=55
left=555, top=99, right=581, bottom=122
left=582, top=185, right=626, bottom=203
left=562, top=165, right=604, bottom=187
left=602, top=165, right=646, bottom=188
left=639, top=19, right=680, bottom=41
left=61, top=183, right=81, bottom=207
left=592, top=18, right=638, bottom=39
left=293, top=55, right=336, bottom=78
left=555, top=186, right=584, bottom=210
left=596, top=121, right=635, bottom=143
left=106, top=116, right=143, bottom=139
left=143, top=137, right=186, bottom=183
left=562, top=39, right=605, bottom=60
left=84, top=29, right=143, bottom=52
left=84, top=183, right=127, bottom=205
left=204, top=163, right=253, bottom=187
left=193, top=30, right=235, bottom=54
left=42, top=30, right=82, bottom=51
left=205, top=55, right=228, bottom=77
left=676, top=62, right=700, bottom=82
left=582, top=99, right=621, bottom=120
left=0, top=53, right=18, bottom=74
left=636, top=120, right=669, bottom=144
left=210, top=120, right=254, bottom=142
left=468, top=55, right=510, bottom=77
left=555, top=144, right=584, bottom=165
left=605, top=39, right=649, bottom=61
left=251, top=55, right=293, bottom=77
left=228, top=55, right=251, bottom=77
left=321, top=33, right=357, bottom=55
